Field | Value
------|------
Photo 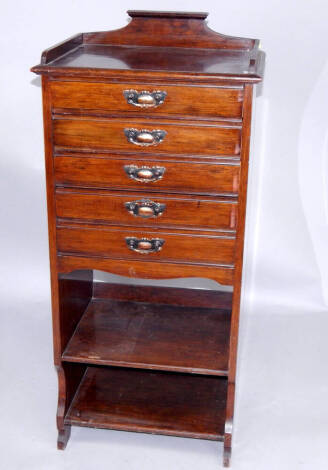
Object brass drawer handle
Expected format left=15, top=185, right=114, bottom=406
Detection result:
left=125, top=199, right=166, bottom=218
left=124, top=165, right=165, bottom=183
left=124, top=128, right=167, bottom=146
left=125, top=237, right=165, bottom=254
left=123, top=89, right=167, bottom=108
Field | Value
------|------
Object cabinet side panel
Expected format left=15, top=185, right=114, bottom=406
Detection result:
left=42, top=78, right=92, bottom=450
left=42, top=77, right=93, bottom=358
left=229, top=84, right=253, bottom=382
left=224, top=83, right=253, bottom=467
left=42, top=76, right=62, bottom=363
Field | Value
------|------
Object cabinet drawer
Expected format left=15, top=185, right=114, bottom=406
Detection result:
left=55, top=189, right=237, bottom=231
left=53, top=118, right=241, bottom=156
left=54, top=155, right=240, bottom=196
left=57, top=224, right=235, bottom=266
left=50, top=81, right=244, bottom=119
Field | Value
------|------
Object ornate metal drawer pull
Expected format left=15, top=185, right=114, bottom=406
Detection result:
left=124, top=128, right=167, bottom=146
left=123, top=90, right=167, bottom=108
left=125, top=237, right=165, bottom=254
left=123, top=165, right=165, bottom=183
left=125, top=199, right=166, bottom=218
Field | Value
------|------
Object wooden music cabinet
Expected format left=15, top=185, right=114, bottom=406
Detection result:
left=31, top=11, right=264, bottom=467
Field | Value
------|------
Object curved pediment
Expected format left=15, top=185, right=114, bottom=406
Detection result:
left=84, top=10, right=255, bottom=50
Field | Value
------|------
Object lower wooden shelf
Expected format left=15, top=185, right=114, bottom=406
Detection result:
left=65, top=366, right=227, bottom=440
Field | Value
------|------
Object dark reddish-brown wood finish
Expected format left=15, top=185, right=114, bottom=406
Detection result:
left=53, top=117, right=241, bottom=156
left=223, top=84, right=254, bottom=466
left=54, top=154, right=240, bottom=196
left=50, top=81, right=244, bottom=120
left=32, top=10, right=263, bottom=467
left=56, top=223, right=235, bottom=265
left=62, top=296, right=231, bottom=375
left=92, top=281, right=233, bottom=309
left=57, top=255, right=235, bottom=285
left=65, top=367, right=228, bottom=440
left=56, top=188, right=237, bottom=231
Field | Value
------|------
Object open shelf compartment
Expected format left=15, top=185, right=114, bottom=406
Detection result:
left=65, top=365, right=227, bottom=440
left=62, top=282, right=232, bottom=376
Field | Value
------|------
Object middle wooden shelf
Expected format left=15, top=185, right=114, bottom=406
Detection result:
left=62, top=284, right=231, bottom=376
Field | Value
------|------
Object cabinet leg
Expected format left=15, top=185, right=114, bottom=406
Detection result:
left=223, top=443, right=231, bottom=467
left=223, top=416, right=232, bottom=467
left=57, top=425, right=71, bottom=450
left=55, top=363, right=85, bottom=450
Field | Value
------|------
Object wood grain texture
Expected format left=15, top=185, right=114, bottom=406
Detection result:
left=58, top=272, right=93, bottom=353
left=40, top=34, right=83, bottom=65
left=31, top=11, right=263, bottom=85
left=46, top=46, right=253, bottom=78
left=84, top=11, right=254, bottom=50
left=56, top=362, right=86, bottom=449
left=55, top=188, right=237, bottom=231
left=53, top=117, right=241, bottom=156
left=92, top=281, right=233, bottom=309
left=57, top=255, right=234, bottom=285
left=31, top=10, right=263, bottom=465
left=42, top=77, right=92, bottom=452
left=50, top=81, right=243, bottom=120
left=224, top=84, right=254, bottom=467
left=41, top=76, right=61, bottom=361
left=56, top=223, right=235, bottom=266
left=62, top=296, right=231, bottom=375
left=54, top=155, right=240, bottom=196
left=65, top=367, right=228, bottom=440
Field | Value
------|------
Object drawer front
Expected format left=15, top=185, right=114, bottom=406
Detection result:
left=55, top=189, right=237, bottom=231
left=57, top=225, right=235, bottom=266
left=53, top=118, right=241, bottom=156
left=54, top=156, right=240, bottom=196
left=50, top=81, right=244, bottom=119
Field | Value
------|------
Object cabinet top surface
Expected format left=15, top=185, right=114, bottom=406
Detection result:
left=31, top=11, right=264, bottom=83
left=46, top=44, right=253, bottom=74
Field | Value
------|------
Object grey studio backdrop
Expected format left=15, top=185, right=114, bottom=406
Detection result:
left=1, top=1, right=328, bottom=470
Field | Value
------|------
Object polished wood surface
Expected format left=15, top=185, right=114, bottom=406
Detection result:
left=65, top=367, right=228, bottom=440
left=31, top=11, right=263, bottom=85
left=50, top=81, right=243, bottom=120
left=57, top=255, right=234, bottom=285
left=63, top=295, right=231, bottom=375
left=32, top=10, right=263, bottom=466
left=56, top=223, right=235, bottom=265
left=53, top=117, right=241, bottom=156
left=32, top=11, right=263, bottom=84
left=224, top=84, right=254, bottom=466
left=56, top=188, right=237, bottom=231
left=58, top=271, right=92, bottom=353
left=44, top=45, right=255, bottom=76
left=54, top=154, right=240, bottom=196
left=85, top=10, right=254, bottom=50
left=92, top=281, right=232, bottom=308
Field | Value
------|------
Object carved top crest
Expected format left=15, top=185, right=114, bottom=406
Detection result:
left=83, top=10, right=255, bottom=50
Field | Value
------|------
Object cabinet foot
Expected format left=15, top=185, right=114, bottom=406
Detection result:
left=223, top=444, right=231, bottom=467
left=223, top=416, right=232, bottom=467
left=57, top=425, right=71, bottom=450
